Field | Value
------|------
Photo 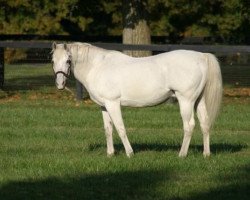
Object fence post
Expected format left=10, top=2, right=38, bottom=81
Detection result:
left=0, top=48, right=4, bottom=88
left=76, top=80, right=83, bottom=100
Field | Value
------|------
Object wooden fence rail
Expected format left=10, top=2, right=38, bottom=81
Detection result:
left=0, top=41, right=250, bottom=98
left=1, top=41, right=250, bottom=53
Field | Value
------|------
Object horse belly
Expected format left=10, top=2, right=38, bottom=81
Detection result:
left=120, top=82, right=171, bottom=107
left=121, top=94, right=172, bottom=107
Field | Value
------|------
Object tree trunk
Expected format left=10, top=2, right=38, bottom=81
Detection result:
left=122, top=0, right=151, bottom=57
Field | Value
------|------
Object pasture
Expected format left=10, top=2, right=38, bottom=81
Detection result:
left=0, top=64, right=249, bottom=199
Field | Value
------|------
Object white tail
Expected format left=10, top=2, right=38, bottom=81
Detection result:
left=204, top=53, right=223, bottom=128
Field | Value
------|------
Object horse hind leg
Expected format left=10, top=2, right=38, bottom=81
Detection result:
left=176, top=94, right=195, bottom=157
left=196, top=97, right=211, bottom=157
left=104, top=100, right=134, bottom=157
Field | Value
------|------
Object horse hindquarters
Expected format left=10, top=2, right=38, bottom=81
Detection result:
left=175, top=52, right=222, bottom=157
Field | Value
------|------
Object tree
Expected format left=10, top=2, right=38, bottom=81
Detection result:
left=122, top=0, right=151, bottom=57
left=148, top=0, right=250, bottom=44
left=0, top=0, right=113, bottom=35
left=0, top=0, right=249, bottom=45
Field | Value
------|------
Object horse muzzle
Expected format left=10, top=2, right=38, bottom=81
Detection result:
left=55, top=75, right=66, bottom=90
left=56, top=83, right=65, bottom=90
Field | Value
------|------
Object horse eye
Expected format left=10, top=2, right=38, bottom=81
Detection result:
left=66, top=60, right=71, bottom=65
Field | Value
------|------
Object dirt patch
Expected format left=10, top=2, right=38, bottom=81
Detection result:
left=224, top=87, right=250, bottom=97
left=0, top=90, right=75, bottom=103
left=0, top=93, right=21, bottom=103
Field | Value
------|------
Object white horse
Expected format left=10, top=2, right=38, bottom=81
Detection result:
left=52, top=42, right=222, bottom=157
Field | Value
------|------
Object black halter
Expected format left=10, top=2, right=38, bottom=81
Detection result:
left=54, top=69, right=70, bottom=78
left=54, top=60, right=71, bottom=78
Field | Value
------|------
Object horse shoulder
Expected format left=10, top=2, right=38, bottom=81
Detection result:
left=88, top=65, right=121, bottom=102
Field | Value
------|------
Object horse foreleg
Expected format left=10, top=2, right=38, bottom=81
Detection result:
left=196, top=97, right=211, bottom=157
left=104, top=100, right=134, bottom=157
left=101, top=106, right=115, bottom=157
left=177, top=96, right=195, bottom=157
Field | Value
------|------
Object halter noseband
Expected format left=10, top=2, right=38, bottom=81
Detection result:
left=54, top=69, right=70, bottom=78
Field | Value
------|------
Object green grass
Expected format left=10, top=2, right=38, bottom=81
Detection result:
left=0, top=64, right=249, bottom=200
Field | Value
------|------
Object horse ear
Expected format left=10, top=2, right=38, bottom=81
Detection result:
left=64, top=43, right=71, bottom=52
left=52, top=42, right=57, bottom=50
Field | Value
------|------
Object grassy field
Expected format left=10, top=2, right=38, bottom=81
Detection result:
left=0, top=64, right=249, bottom=200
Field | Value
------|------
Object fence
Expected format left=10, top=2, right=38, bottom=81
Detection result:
left=0, top=40, right=250, bottom=100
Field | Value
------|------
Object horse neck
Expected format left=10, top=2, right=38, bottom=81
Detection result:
left=83, top=45, right=107, bottom=63
left=69, top=44, right=104, bottom=85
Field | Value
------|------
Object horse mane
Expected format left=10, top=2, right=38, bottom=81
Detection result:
left=69, top=42, right=117, bottom=65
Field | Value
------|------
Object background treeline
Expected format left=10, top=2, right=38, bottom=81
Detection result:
left=0, top=0, right=249, bottom=44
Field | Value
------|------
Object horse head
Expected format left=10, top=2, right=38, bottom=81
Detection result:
left=51, top=42, right=72, bottom=90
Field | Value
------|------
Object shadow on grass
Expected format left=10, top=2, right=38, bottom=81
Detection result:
left=3, top=75, right=76, bottom=91
left=3, top=75, right=55, bottom=91
left=89, top=142, right=247, bottom=155
left=0, top=165, right=249, bottom=200
left=0, top=170, right=168, bottom=200
left=188, top=183, right=250, bottom=200
left=0, top=75, right=76, bottom=100
left=187, top=165, right=250, bottom=200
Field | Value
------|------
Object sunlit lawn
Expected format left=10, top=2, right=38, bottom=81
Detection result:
left=0, top=64, right=249, bottom=199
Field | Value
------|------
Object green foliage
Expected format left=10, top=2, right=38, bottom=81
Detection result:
left=0, top=0, right=249, bottom=42
left=148, top=0, right=250, bottom=43
left=0, top=0, right=92, bottom=34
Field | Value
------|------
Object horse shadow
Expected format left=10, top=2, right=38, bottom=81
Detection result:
left=89, top=142, right=247, bottom=155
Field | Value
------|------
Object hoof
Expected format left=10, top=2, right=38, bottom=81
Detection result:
left=107, top=152, right=115, bottom=158
left=126, top=151, right=134, bottom=158
left=178, top=151, right=187, bottom=158
left=203, top=152, right=211, bottom=158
